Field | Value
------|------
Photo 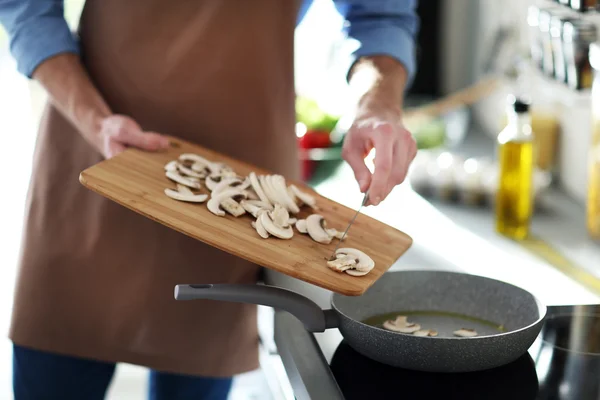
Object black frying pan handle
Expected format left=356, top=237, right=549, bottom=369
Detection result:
left=174, top=284, right=338, bottom=332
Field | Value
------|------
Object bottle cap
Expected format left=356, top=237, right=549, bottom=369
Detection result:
left=507, top=94, right=531, bottom=113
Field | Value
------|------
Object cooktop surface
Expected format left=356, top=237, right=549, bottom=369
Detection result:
left=327, top=304, right=600, bottom=400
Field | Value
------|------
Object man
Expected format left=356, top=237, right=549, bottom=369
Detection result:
left=0, top=0, right=419, bottom=399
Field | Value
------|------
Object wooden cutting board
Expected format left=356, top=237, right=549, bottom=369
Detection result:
left=79, top=137, right=413, bottom=296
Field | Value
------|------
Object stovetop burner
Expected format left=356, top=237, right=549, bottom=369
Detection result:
left=328, top=305, right=600, bottom=400
left=331, top=340, right=538, bottom=399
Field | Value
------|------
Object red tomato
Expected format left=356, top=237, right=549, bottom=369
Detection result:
left=298, top=130, right=331, bottom=149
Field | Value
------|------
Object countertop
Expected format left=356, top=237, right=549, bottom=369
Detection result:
left=263, top=128, right=600, bottom=399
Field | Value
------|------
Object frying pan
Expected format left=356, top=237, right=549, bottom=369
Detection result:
left=174, top=270, right=546, bottom=373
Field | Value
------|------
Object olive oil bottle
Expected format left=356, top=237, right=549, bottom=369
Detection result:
left=588, top=42, right=600, bottom=241
left=495, top=95, right=535, bottom=240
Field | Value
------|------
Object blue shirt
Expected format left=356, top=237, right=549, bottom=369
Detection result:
left=0, top=0, right=419, bottom=86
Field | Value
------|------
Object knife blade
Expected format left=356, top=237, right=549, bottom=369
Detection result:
left=329, top=191, right=369, bottom=260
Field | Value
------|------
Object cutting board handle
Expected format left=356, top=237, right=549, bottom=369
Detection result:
left=174, top=284, right=339, bottom=332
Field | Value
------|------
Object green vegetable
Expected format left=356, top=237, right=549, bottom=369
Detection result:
left=296, top=96, right=340, bottom=133
left=412, top=119, right=446, bottom=149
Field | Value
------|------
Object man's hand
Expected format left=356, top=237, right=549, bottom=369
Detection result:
left=96, top=115, right=170, bottom=159
left=32, top=53, right=169, bottom=159
left=343, top=56, right=416, bottom=206
left=342, top=105, right=416, bottom=206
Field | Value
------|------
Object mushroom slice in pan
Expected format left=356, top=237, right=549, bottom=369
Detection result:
left=334, top=248, right=374, bottom=274
left=289, top=184, right=317, bottom=209
left=295, top=219, right=308, bottom=233
left=258, top=210, right=293, bottom=239
left=288, top=217, right=297, bottom=225
left=383, top=316, right=421, bottom=333
left=305, top=214, right=332, bottom=244
left=166, top=170, right=201, bottom=189
left=207, top=189, right=246, bottom=217
left=453, top=328, right=478, bottom=337
left=164, top=160, right=178, bottom=172
left=249, top=172, right=271, bottom=206
left=413, top=329, right=438, bottom=337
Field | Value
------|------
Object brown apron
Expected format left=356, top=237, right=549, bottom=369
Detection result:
left=10, top=0, right=300, bottom=377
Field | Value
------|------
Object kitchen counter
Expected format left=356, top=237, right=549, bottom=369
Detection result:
left=263, top=128, right=600, bottom=399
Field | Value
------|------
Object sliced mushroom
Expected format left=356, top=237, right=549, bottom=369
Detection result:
left=179, top=153, right=212, bottom=166
left=214, top=165, right=237, bottom=177
left=295, top=219, right=308, bottom=233
left=453, top=328, right=478, bottom=337
left=271, top=175, right=300, bottom=213
left=345, top=269, right=371, bottom=277
left=326, top=228, right=347, bottom=241
left=243, top=199, right=273, bottom=211
left=164, top=160, right=178, bottom=172
left=207, top=189, right=246, bottom=217
left=205, top=175, right=222, bottom=191
left=414, top=329, right=438, bottom=337
left=289, top=184, right=317, bottom=209
left=211, top=177, right=250, bottom=197
left=176, top=184, right=193, bottom=195
left=305, top=214, right=332, bottom=244
left=269, top=203, right=290, bottom=228
left=240, top=200, right=263, bottom=218
left=334, top=248, right=374, bottom=274
left=177, top=163, right=206, bottom=179
left=221, top=198, right=246, bottom=217
left=383, top=316, right=421, bottom=333
left=288, top=217, right=297, bottom=225
left=252, top=217, right=270, bottom=239
left=259, top=211, right=293, bottom=239
left=259, top=175, right=281, bottom=205
left=287, top=186, right=298, bottom=205
left=326, top=255, right=357, bottom=272
left=191, top=162, right=211, bottom=175
left=166, top=170, right=201, bottom=189
left=249, top=172, right=271, bottom=206
left=164, top=188, right=208, bottom=203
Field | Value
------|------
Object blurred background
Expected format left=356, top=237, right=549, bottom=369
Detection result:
left=1, top=0, right=600, bottom=399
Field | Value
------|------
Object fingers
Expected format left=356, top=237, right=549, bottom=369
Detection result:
left=104, top=138, right=126, bottom=159
left=103, top=116, right=170, bottom=152
left=368, top=124, right=395, bottom=206
left=341, top=135, right=372, bottom=193
left=390, top=132, right=417, bottom=185
left=117, top=129, right=170, bottom=151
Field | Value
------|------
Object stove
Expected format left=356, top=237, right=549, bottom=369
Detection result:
left=273, top=304, right=600, bottom=400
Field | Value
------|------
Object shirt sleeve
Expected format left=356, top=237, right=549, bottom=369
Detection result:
left=0, top=0, right=79, bottom=78
left=333, top=0, right=420, bottom=88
